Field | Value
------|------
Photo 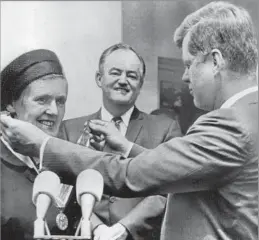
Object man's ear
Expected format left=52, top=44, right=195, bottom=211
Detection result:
left=6, top=104, right=16, bottom=115
left=95, top=71, right=102, bottom=88
left=211, top=49, right=225, bottom=74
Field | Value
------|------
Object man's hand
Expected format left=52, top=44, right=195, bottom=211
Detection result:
left=93, top=223, right=128, bottom=240
left=93, top=224, right=109, bottom=240
left=0, top=115, right=48, bottom=157
left=88, top=120, right=132, bottom=156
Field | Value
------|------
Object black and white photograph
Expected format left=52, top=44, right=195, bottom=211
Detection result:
left=1, top=1, right=258, bottom=240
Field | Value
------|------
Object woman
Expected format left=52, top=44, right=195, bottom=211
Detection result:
left=0, top=49, right=71, bottom=239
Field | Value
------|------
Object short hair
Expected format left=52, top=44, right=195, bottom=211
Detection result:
left=174, top=1, right=258, bottom=75
left=98, top=43, right=146, bottom=82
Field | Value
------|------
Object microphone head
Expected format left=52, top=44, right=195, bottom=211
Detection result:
left=32, top=171, right=60, bottom=205
left=76, top=169, right=104, bottom=205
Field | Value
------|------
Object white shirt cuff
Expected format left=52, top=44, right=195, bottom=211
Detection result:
left=123, top=142, right=134, bottom=158
left=39, top=136, right=52, bottom=171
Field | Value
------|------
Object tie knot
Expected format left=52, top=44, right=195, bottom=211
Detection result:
left=112, top=116, right=122, bottom=123
left=112, top=116, right=122, bottom=130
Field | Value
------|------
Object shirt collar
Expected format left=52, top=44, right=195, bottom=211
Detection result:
left=220, top=86, right=258, bottom=109
left=101, top=106, right=135, bottom=127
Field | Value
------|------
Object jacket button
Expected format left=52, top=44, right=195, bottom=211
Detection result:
left=109, top=196, right=116, bottom=203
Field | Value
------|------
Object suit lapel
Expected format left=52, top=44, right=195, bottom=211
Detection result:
left=126, top=107, right=144, bottom=143
left=95, top=108, right=102, bottom=120
left=0, top=141, right=26, bottom=167
left=1, top=141, right=37, bottom=183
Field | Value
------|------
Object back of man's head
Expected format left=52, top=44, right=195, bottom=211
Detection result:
left=174, top=1, right=258, bottom=75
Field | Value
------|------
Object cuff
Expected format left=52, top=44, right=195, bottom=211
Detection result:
left=122, top=141, right=134, bottom=158
left=39, top=136, right=52, bottom=171
left=118, top=219, right=135, bottom=239
left=90, top=213, right=104, bottom=231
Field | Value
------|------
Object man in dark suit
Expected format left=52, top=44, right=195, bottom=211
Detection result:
left=1, top=2, right=258, bottom=240
left=59, top=43, right=182, bottom=240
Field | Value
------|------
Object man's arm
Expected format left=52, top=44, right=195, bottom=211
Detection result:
left=42, top=109, right=248, bottom=197
left=116, top=118, right=179, bottom=238
left=118, top=195, right=166, bottom=239
left=89, top=117, right=178, bottom=239
left=0, top=110, right=249, bottom=197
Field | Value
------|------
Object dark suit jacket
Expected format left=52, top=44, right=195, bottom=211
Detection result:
left=44, top=92, right=258, bottom=240
left=59, top=107, right=182, bottom=240
left=1, top=141, right=80, bottom=239
left=0, top=142, right=63, bottom=240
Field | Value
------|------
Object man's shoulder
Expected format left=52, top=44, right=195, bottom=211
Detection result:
left=137, top=109, right=181, bottom=137
left=139, top=110, right=177, bottom=126
left=132, top=109, right=181, bottom=145
left=189, top=105, right=258, bottom=141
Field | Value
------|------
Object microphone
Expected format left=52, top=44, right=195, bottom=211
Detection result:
left=76, top=169, right=104, bottom=238
left=32, top=171, right=60, bottom=237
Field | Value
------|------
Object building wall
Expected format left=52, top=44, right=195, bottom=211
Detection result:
left=1, top=1, right=122, bottom=119
left=1, top=1, right=257, bottom=118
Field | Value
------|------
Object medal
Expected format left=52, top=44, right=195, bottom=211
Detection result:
left=56, top=211, right=68, bottom=231
left=55, top=183, right=73, bottom=231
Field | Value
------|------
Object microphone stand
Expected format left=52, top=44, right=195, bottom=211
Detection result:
left=34, top=217, right=90, bottom=240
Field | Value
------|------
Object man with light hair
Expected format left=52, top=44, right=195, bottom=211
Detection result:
left=1, top=2, right=258, bottom=240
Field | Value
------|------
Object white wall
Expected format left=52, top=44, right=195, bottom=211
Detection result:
left=1, top=1, right=122, bottom=119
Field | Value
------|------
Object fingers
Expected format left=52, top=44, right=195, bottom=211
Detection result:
left=89, top=133, right=105, bottom=150
left=0, top=117, right=11, bottom=139
left=89, top=139, right=105, bottom=151
left=90, top=119, right=109, bottom=126
left=0, top=114, right=13, bottom=127
left=90, top=133, right=105, bottom=142
left=0, top=127, right=10, bottom=144
left=89, top=120, right=110, bottom=135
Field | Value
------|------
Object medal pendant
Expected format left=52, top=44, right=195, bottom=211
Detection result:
left=56, top=211, right=68, bottom=231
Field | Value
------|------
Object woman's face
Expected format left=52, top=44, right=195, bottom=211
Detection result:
left=10, top=76, right=68, bottom=137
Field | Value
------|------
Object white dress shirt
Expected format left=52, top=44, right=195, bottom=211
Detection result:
left=220, top=86, right=258, bottom=109
left=101, top=105, right=134, bottom=136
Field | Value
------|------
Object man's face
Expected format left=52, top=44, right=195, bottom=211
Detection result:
left=96, top=49, right=143, bottom=107
left=11, top=76, right=68, bottom=137
left=181, top=33, right=217, bottom=111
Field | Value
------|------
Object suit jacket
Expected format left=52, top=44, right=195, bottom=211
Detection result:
left=43, top=92, right=258, bottom=240
left=0, top=142, right=62, bottom=240
left=1, top=141, right=80, bottom=239
left=59, top=107, right=182, bottom=240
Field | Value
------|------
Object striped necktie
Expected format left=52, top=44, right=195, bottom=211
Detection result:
left=102, top=116, right=122, bottom=153
left=112, top=116, right=122, bottom=131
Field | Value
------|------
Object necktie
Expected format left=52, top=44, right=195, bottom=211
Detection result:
left=112, top=116, right=122, bottom=131
left=102, top=116, right=122, bottom=153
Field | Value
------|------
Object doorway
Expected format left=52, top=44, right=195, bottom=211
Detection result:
left=158, top=57, right=206, bottom=134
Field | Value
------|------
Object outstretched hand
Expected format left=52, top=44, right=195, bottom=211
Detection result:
left=88, top=120, right=131, bottom=155
left=93, top=223, right=128, bottom=240
left=0, top=115, right=48, bottom=157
